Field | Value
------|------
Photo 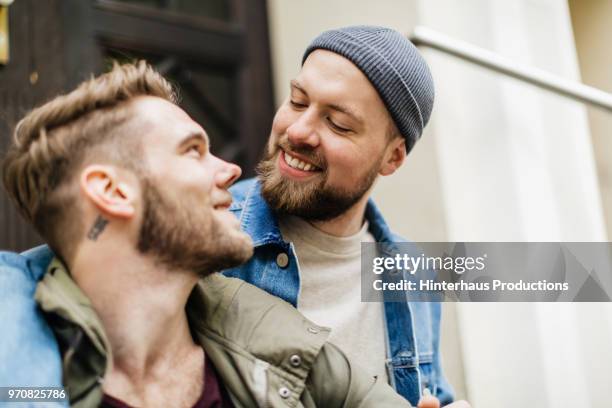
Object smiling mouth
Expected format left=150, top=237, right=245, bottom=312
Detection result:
left=282, top=150, right=322, bottom=172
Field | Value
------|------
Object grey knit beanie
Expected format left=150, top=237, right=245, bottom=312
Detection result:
left=302, top=25, right=434, bottom=152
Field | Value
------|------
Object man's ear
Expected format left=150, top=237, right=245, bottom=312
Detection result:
left=80, top=165, right=136, bottom=219
left=379, top=138, right=406, bottom=176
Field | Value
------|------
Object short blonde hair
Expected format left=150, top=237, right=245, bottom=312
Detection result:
left=2, top=61, right=176, bottom=258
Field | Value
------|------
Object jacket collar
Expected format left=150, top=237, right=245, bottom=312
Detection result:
left=35, top=257, right=331, bottom=407
left=238, top=179, right=397, bottom=247
left=237, top=180, right=285, bottom=247
left=35, top=258, right=110, bottom=406
left=364, top=198, right=396, bottom=243
left=21, top=244, right=57, bottom=281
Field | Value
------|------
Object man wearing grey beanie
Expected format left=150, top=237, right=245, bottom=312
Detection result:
left=0, top=25, right=469, bottom=407
left=225, top=26, right=469, bottom=408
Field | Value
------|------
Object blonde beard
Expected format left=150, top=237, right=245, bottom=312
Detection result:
left=256, top=149, right=380, bottom=221
left=137, top=178, right=253, bottom=276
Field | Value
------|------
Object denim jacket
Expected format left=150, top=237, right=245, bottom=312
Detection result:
left=0, top=246, right=67, bottom=406
left=224, top=179, right=454, bottom=406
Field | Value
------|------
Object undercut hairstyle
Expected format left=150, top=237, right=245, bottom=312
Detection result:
left=2, top=61, right=176, bottom=261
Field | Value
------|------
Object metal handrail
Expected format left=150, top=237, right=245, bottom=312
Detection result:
left=410, top=26, right=612, bottom=113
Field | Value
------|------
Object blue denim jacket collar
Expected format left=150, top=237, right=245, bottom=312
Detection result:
left=231, top=180, right=284, bottom=247
left=232, top=179, right=398, bottom=246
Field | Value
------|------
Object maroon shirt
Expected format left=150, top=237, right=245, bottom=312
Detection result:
left=100, top=356, right=233, bottom=408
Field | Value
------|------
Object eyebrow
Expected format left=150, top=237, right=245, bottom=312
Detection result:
left=290, top=79, right=364, bottom=126
left=290, top=79, right=307, bottom=95
left=177, top=131, right=209, bottom=151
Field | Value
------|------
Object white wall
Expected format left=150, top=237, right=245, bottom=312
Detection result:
left=414, top=0, right=610, bottom=407
left=567, top=1, right=612, bottom=405
left=267, top=0, right=418, bottom=107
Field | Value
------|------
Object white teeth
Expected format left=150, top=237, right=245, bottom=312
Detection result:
left=284, top=151, right=317, bottom=172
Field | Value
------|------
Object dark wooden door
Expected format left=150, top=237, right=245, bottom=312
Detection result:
left=0, top=0, right=274, bottom=251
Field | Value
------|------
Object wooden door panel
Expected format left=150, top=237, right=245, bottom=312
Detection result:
left=0, top=0, right=273, bottom=251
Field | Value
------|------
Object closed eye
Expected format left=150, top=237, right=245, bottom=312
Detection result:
left=327, top=117, right=352, bottom=133
left=290, top=100, right=308, bottom=109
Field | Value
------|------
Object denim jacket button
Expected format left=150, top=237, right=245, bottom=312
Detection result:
left=278, top=386, right=291, bottom=398
left=276, top=252, right=289, bottom=268
left=289, top=354, right=301, bottom=367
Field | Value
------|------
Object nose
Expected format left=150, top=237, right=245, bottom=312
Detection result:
left=214, top=157, right=242, bottom=189
left=286, top=110, right=320, bottom=148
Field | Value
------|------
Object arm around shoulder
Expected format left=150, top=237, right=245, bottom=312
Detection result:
left=305, top=341, right=413, bottom=408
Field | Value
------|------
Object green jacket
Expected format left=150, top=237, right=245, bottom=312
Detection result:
left=35, top=259, right=411, bottom=407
